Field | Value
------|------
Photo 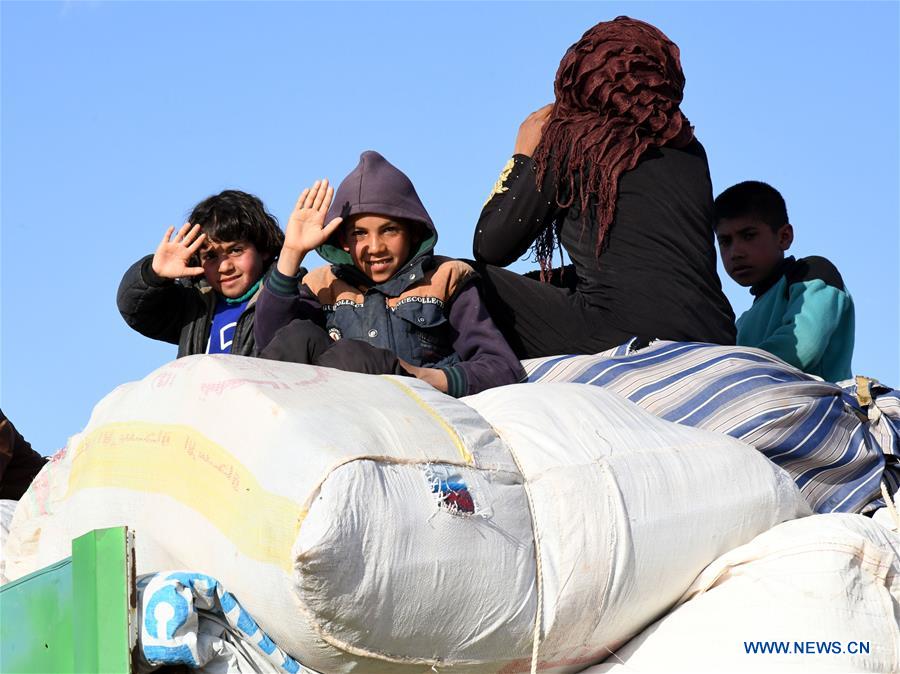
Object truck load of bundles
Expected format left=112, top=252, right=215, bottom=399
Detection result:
left=5, top=354, right=814, bottom=673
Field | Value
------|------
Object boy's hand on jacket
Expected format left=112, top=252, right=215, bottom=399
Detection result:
left=151, top=223, right=207, bottom=279
left=278, top=179, right=344, bottom=277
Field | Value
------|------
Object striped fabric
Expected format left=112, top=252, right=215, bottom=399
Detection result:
left=523, top=340, right=900, bottom=514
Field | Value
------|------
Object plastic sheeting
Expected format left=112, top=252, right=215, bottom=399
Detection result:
left=136, top=570, right=316, bottom=674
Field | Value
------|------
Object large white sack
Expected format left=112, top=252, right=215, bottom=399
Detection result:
left=0, top=499, right=17, bottom=585
left=873, top=505, right=899, bottom=533
left=586, top=513, right=900, bottom=673
left=461, top=384, right=810, bottom=670
left=6, top=356, right=808, bottom=673
left=6, top=355, right=528, bottom=674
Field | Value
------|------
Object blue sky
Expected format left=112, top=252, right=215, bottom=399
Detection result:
left=2, top=1, right=898, bottom=454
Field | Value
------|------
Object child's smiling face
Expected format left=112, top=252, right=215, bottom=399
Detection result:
left=342, top=215, right=414, bottom=283
left=199, top=239, right=265, bottom=298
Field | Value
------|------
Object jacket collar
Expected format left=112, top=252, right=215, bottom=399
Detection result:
left=750, top=256, right=795, bottom=298
left=333, top=254, right=435, bottom=298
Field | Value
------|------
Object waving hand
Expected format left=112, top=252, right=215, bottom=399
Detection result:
left=151, top=223, right=206, bottom=279
left=277, top=179, right=344, bottom=276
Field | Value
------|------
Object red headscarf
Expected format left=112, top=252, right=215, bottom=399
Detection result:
left=532, top=16, right=694, bottom=273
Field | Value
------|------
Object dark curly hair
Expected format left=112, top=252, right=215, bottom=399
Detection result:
left=532, top=16, right=694, bottom=277
left=188, top=190, right=284, bottom=262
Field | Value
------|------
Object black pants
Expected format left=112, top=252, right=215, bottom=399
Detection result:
left=259, top=319, right=410, bottom=376
left=470, top=262, right=635, bottom=359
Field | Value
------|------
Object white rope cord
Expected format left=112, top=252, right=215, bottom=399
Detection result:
left=502, top=433, right=545, bottom=674
left=880, top=480, right=900, bottom=530
left=524, top=479, right=545, bottom=674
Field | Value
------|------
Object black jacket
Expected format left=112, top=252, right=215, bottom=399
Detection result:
left=117, top=255, right=259, bottom=357
left=475, top=141, right=736, bottom=346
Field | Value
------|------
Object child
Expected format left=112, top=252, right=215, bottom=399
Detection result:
left=714, top=180, right=854, bottom=381
left=254, top=151, right=523, bottom=397
left=117, top=190, right=286, bottom=357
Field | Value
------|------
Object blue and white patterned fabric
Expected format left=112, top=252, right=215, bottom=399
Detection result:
left=137, top=571, right=316, bottom=674
left=523, top=340, right=900, bottom=514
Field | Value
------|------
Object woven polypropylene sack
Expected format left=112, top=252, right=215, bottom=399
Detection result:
left=6, top=356, right=809, bottom=673
left=586, top=514, right=900, bottom=673
left=0, top=499, right=17, bottom=585
left=459, top=383, right=810, bottom=671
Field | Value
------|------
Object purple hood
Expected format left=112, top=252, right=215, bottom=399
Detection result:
left=319, top=151, right=437, bottom=266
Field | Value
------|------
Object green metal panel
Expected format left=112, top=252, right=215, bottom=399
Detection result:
left=0, top=526, right=135, bottom=673
left=0, top=557, right=76, bottom=673
left=72, top=527, right=135, bottom=673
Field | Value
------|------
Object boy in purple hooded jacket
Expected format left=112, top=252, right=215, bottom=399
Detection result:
left=254, top=151, right=523, bottom=397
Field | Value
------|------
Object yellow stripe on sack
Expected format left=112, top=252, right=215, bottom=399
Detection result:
left=65, top=422, right=305, bottom=572
left=382, top=378, right=473, bottom=465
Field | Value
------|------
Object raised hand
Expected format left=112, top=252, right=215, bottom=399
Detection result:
left=277, top=179, right=344, bottom=276
left=513, top=103, right=554, bottom=157
left=151, top=223, right=206, bottom=279
left=285, top=179, right=344, bottom=255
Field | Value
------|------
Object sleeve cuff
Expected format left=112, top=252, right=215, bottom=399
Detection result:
left=140, top=257, right=173, bottom=288
left=512, top=154, right=538, bottom=171
left=265, top=267, right=301, bottom=297
left=439, top=366, right=468, bottom=398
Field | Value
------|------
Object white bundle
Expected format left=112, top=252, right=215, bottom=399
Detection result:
left=6, top=355, right=808, bottom=673
left=587, top=514, right=900, bottom=673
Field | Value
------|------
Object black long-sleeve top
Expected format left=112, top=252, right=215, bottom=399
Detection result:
left=474, top=140, right=736, bottom=345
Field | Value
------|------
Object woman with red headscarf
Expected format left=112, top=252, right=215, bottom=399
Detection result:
left=473, top=16, right=735, bottom=358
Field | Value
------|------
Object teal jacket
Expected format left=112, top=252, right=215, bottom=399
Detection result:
left=736, top=256, right=854, bottom=382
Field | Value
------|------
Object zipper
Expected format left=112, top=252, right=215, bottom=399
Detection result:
left=384, top=295, right=397, bottom=354
left=232, top=306, right=255, bottom=354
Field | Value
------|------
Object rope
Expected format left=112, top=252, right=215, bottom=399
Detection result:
left=880, top=480, right=900, bottom=530
left=502, top=433, right=545, bottom=674
left=525, top=481, right=544, bottom=674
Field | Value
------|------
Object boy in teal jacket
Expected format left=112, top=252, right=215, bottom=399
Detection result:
left=714, top=181, right=854, bottom=382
